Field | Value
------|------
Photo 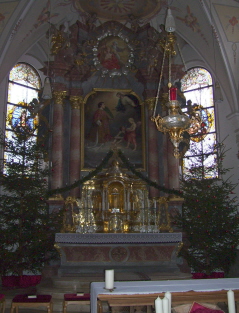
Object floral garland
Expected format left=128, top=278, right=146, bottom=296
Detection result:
left=48, top=149, right=182, bottom=197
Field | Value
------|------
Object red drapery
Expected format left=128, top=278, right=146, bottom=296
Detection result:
left=1, top=275, right=42, bottom=288
left=192, top=272, right=224, bottom=279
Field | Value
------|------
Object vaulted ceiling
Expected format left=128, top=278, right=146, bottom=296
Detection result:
left=0, top=0, right=239, bottom=115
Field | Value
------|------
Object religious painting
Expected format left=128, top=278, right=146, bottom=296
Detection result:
left=90, top=31, right=136, bottom=77
left=97, top=36, right=130, bottom=71
left=81, top=88, right=145, bottom=170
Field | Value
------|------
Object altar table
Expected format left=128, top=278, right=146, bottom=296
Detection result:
left=90, top=278, right=239, bottom=313
left=55, top=233, right=182, bottom=276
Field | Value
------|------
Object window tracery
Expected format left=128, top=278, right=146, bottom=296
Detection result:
left=180, top=67, right=217, bottom=178
left=5, top=63, right=41, bottom=164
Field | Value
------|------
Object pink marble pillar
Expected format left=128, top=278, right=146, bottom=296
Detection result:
left=69, top=96, right=82, bottom=197
left=146, top=97, right=160, bottom=198
left=51, top=91, right=66, bottom=190
left=166, top=138, right=180, bottom=190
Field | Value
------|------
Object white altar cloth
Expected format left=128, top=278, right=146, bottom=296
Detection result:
left=90, top=278, right=239, bottom=313
left=55, top=232, right=182, bottom=244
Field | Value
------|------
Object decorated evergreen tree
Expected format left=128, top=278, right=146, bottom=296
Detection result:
left=0, top=127, right=62, bottom=276
left=174, top=142, right=239, bottom=275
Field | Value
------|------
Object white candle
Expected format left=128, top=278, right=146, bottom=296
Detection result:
left=105, top=269, right=114, bottom=290
left=227, top=290, right=236, bottom=313
left=163, top=296, right=169, bottom=313
left=165, top=292, right=171, bottom=313
left=155, top=297, right=163, bottom=313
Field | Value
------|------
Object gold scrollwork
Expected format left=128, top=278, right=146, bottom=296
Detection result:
left=54, top=243, right=62, bottom=256
left=70, top=96, right=84, bottom=110
left=62, top=196, right=79, bottom=233
left=144, top=97, right=156, bottom=112
left=176, top=241, right=183, bottom=256
left=158, top=197, right=173, bottom=233
left=53, top=91, right=67, bottom=105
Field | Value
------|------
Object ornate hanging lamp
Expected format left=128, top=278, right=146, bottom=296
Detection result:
left=151, top=8, right=198, bottom=158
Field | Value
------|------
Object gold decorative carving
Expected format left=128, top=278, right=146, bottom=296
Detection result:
left=48, top=194, right=64, bottom=201
left=60, top=154, right=177, bottom=234
left=62, top=196, right=80, bottom=233
left=53, top=91, right=67, bottom=105
left=70, top=96, right=84, bottom=110
left=158, top=197, right=173, bottom=233
left=54, top=243, right=62, bottom=256
left=177, top=241, right=183, bottom=256
left=144, top=97, right=156, bottom=112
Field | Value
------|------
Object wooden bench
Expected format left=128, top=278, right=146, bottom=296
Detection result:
left=63, top=293, right=90, bottom=313
left=10, top=295, right=53, bottom=313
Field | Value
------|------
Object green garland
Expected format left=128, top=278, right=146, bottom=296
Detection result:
left=117, top=150, right=182, bottom=196
left=48, top=148, right=182, bottom=197
left=47, top=149, right=114, bottom=196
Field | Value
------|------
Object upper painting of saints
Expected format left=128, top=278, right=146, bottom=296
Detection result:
left=97, top=37, right=129, bottom=70
left=82, top=89, right=145, bottom=170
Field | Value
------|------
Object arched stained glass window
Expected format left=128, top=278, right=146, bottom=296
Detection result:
left=5, top=63, right=41, bottom=165
left=180, top=68, right=217, bottom=178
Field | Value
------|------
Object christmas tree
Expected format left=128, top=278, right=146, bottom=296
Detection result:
left=0, top=125, right=62, bottom=276
left=174, top=142, right=239, bottom=275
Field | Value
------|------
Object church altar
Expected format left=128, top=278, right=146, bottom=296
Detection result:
left=55, top=233, right=182, bottom=276
left=54, top=153, right=184, bottom=276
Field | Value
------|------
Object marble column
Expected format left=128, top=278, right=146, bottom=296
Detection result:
left=69, top=95, right=83, bottom=198
left=145, top=97, right=160, bottom=199
left=51, top=91, right=67, bottom=190
left=166, top=138, right=180, bottom=190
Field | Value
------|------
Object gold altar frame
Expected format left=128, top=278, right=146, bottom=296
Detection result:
left=81, top=88, right=146, bottom=171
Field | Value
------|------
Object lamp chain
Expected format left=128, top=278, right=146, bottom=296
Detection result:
left=168, top=49, right=171, bottom=88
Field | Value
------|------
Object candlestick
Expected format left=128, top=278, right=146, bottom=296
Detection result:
left=170, top=87, right=177, bottom=100
left=165, top=292, right=171, bottom=313
left=227, top=290, right=236, bottom=313
left=105, top=269, right=114, bottom=291
left=155, top=297, right=163, bottom=313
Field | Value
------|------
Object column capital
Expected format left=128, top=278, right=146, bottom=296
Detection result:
left=70, top=95, right=84, bottom=110
left=144, top=97, right=156, bottom=112
left=53, top=91, right=67, bottom=105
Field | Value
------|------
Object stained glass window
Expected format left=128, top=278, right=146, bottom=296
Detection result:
left=180, top=68, right=217, bottom=178
left=5, top=63, right=41, bottom=164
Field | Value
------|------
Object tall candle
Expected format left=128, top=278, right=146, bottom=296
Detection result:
left=170, top=87, right=177, bottom=100
left=165, top=292, right=172, bottom=313
left=227, top=290, right=236, bottom=313
left=105, top=269, right=114, bottom=290
left=155, top=297, right=163, bottom=313
left=163, top=296, right=169, bottom=313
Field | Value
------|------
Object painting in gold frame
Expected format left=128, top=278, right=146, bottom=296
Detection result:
left=81, top=88, right=146, bottom=170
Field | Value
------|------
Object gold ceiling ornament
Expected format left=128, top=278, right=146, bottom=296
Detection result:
left=151, top=8, right=200, bottom=159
